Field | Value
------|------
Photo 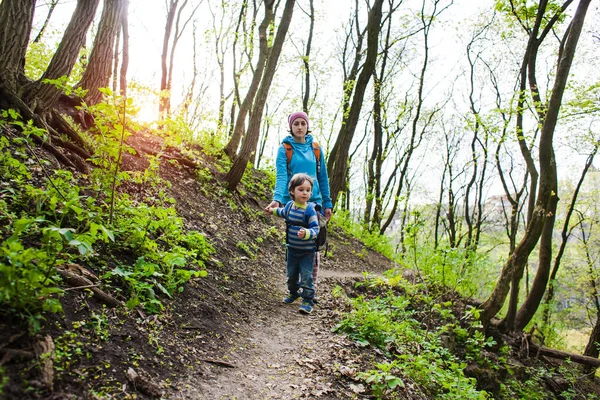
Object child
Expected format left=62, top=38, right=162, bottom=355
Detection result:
left=266, top=173, right=320, bottom=314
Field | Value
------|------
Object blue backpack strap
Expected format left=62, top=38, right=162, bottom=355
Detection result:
left=304, top=203, right=319, bottom=243
left=304, top=202, right=316, bottom=226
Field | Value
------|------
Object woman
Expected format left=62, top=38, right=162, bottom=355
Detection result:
left=266, top=111, right=333, bottom=290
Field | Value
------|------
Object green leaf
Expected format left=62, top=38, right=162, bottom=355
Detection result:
left=68, top=239, right=93, bottom=255
left=100, top=225, right=115, bottom=242
left=109, top=266, right=130, bottom=277
left=154, top=281, right=172, bottom=299
left=13, top=218, right=35, bottom=234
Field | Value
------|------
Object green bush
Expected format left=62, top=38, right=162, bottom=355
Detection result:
left=334, top=285, right=489, bottom=399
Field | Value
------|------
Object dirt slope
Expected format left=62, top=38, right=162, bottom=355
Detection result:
left=0, top=131, right=395, bottom=399
left=6, top=131, right=599, bottom=399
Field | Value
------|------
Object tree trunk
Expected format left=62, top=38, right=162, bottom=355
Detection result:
left=328, top=0, right=383, bottom=206
left=302, top=0, right=314, bottom=111
left=119, top=0, right=130, bottom=96
left=513, top=0, right=591, bottom=331
left=223, top=0, right=272, bottom=158
left=79, top=0, right=125, bottom=106
left=0, top=0, right=35, bottom=92
left=379, top=0, right=447, bottom=235
left=542, top=146, right=599, bottom=329
left=584, top=319, right=600, bottom=360
left=33, top=0, right=59, bottom=44
left=25, top=0, right=101, bottom=114
left=583, top=220, right=600, bottom=362
left=481, top=0, right=592, bottom=327
left=30, top=0, right=101, bottom=111
left=225, top=0, right=296, bottom=190
left=364, top=72, right=382, bottom=228
left=159, top=0, right=179, bottom=120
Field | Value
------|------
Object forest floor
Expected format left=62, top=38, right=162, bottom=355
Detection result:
left=3, top=130, right=600, bottom=399
left=1, top=130, right=396, bottom=399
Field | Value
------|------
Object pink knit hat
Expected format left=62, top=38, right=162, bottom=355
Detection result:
left=288, top=111, right=309, bottom=130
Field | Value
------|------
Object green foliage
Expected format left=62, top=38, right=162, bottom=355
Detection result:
left=494, top=0, right=567, bottom=30
left=333, top=268, right=592, bottom=399
left=84, top=90, right=139, bottom=171
left=0, top=102, right=215, bottom=325
left=330, top=209, right=400, bottom=261
left=400, top=214, right=485, bottom=299
left=25, top=39, right=86, bottom=83
left=101, top=197, right=213, bottom=312
left=358, top=362, right=404, bottom=398
left=160, top=115, right=227, bottom=156
left=54, top=329, right=87, bottom=372
left=334, top=289, right=489, bottom=399
left=0, top=229, right=63, bottom=332
left=0, top=366, right=7, bottom=395
left=236, top=240, right=258, bottom=259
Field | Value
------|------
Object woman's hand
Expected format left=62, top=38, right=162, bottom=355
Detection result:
left=325, top=208, right=332, bottom=221
left=265, top=200, right=280, bottom=214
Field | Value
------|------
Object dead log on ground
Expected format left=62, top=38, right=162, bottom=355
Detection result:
left=528, top=339, right=600, bottom=367
left=126, top=367, right=163, bottom=398
left=57, top=267, right=123, bottom=307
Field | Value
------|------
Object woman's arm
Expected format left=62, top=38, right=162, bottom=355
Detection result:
left=317, top=148, right=333, bottom=211
left=272, top=145, right=289, bottom=205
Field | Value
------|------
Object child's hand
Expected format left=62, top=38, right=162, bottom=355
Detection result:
left=297, top=228, right=306, bottom=238
left=265, top=200, right=279, bottom=214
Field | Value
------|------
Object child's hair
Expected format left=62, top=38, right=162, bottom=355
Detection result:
left=288, top=173, right=313, bottom=199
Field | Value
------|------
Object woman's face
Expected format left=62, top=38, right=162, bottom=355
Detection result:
left=291, top=118, right=308, bottom=141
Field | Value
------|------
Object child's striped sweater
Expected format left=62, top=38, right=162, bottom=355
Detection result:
left=272, top=201, right=320, bottom=252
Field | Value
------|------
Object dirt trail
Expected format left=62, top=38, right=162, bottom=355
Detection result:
left=174, top=269, right=367, bottom=399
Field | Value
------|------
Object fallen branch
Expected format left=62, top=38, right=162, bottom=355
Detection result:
left=126, top=367, right=162, bottom=398
left=63, top=283, right=100, bottom=291
left=528, top=339, right=600, bottom=367
left=57, top=268, right=122, bottom=307
left=0, top=348, right=35, bottom=365
left=199, top=358, right=236, bottom=368
left=0, top=332, right=25, bottom=351
left=140, top=148, right=198, bottom=169
left=161, top=154, right=198, bottom=168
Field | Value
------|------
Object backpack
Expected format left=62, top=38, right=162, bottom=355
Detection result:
left=282, top=141, right=321, bottom=177
left=283, top=201, right=328, bottom=253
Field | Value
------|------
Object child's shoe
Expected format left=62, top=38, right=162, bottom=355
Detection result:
left=298, top=300, right=313, bottom=314
left=283, top=292, right=300, bottom=304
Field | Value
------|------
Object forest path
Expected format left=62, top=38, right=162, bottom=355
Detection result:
left=174, top=268, right=369, bottom=399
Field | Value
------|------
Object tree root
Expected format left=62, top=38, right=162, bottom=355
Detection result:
left=57, top=267, right=123, bottom=307
left=0, top=348, right=35, bottom=366
left=126, top=367, right=163, bottom=398
left=33, top=335, right=55, bottom=392
left=0, top=86, right=92, bottom=173
left=29, top=133, right=77, bottom=169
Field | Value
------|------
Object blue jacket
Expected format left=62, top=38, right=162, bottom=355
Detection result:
left=273, top=134, right=333, bottom=210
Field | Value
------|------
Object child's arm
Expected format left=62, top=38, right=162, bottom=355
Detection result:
left=268, top=206, right=286, bottom=219
left=298, top=208, right=319, bottom=239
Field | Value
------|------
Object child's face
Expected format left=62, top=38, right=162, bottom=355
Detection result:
left=291, top=180, right=312, bottom=204
left=291, top=118, right=308, bottom=140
